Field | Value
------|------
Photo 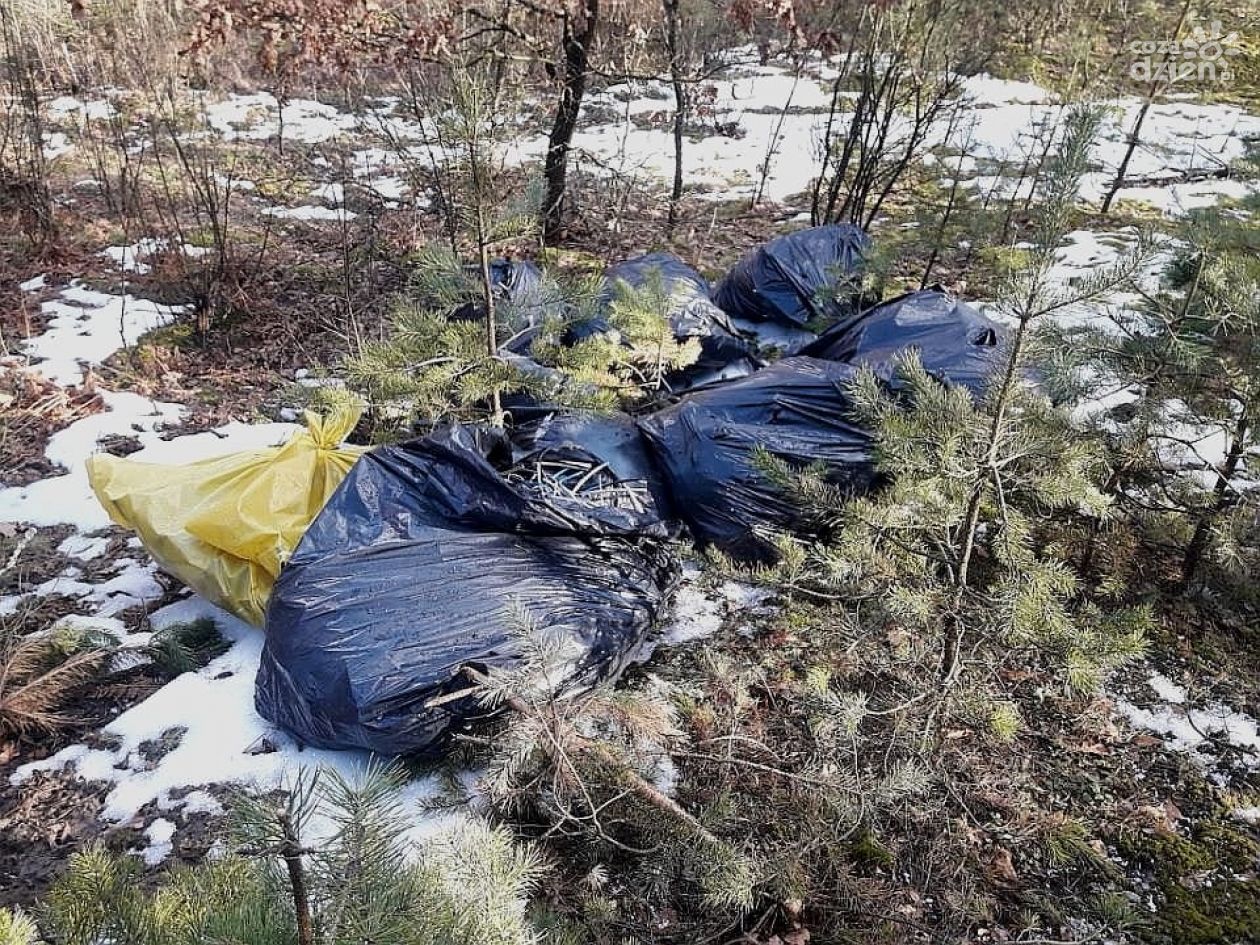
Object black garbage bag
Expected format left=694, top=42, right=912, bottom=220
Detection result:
left=451, top=258, right=559, bottom=350
left=637, top=357, right=878, bottom=561
left=800, top=288, right=1007, bottom=397
left=560, top=254, right=761, bottom=392
left=713, top=224, right=871, bottom=329
left=511, top=410, right=678, bottom=524
left=607, top=253, right=757, bottom=371
left=256, top=424, right=678, bottom=756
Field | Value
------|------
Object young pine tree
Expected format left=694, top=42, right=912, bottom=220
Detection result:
left=753, top=105, right=1155, bottom=696
left=348, top=66, right=699, bottom=431
left=40, top=765, right=542, bottom=945
left=1077, top=211, right=1260, bottom=594
left=349, top=63, right=551, bottom=429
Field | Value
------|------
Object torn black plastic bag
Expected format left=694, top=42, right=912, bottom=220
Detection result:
left=256, top=425, right=678, bottom=756
left=800, top=288, right=1008, bottom=397
left=510, top=410, right=678, bottom=524
left=637, top=357, right=878, bottom=561
left=713, top=224, right=871, bottom=329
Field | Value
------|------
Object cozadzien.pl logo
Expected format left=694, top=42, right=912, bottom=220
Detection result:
left=1129, top=21, right=1238, bottom=84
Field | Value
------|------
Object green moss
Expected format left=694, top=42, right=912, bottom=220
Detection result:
left=536, top=246, right=605, bottom=274
left=1157, top=882, right=1260, bottom=945
left=1117, top=822, right=1260, bottom=945
left=134, top=320, right=196, bottom=350
left=848, top=829, right=893, bottom=874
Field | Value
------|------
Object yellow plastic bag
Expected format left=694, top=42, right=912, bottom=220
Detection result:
left=87, top=405, right=366, bottom=627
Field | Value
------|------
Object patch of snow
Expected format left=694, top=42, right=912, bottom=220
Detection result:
left=1147, top=671, right=1188, bottom=705
left=167, top=790, right=225, bottom=817
left=651, top=753, right=679, bottom=796
left=43, top=131, right=73, bottom=160
left=54, top=613, right=128, bottom=640
left=959, top=74, right=1056, bottom=106
left=20, top=283, right=188, bottom=386
left=138, top=817, right=176, bottom=865
left=201, top=93, right=358, bottom=144
left=363, top=176, right=409, bottom=202
left=48, top=96, right=116, bottom=121
left=58, top=534, right=110, bottom=561
left=60, top=534, right=111, bottom=562
left=19, top=274, right=46, bottom=292
left=1109, top=178, right=1258, bottom=217
left=661, top=580, right=724, bottom=644
left=12, top=597, right=466, bottom=848
left=263, top=204, right=358, bottom=222
left=310, top=182, right=345, bottom=205
left=102, top=238, right=165, bottom=275
left=28, top=558, right=164, bottom=617
left=657, top=566, right=775, bottom=645
left=1113, top=672, right=1260, bottom=780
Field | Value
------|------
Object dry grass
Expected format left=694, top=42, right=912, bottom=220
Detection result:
left=4, top=0, right=190, bottom=89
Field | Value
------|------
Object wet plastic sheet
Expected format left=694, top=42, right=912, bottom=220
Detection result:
left=87, top=407, right=364, bottom=626
left=800, top=288, right=1007, bottom=396
left=637, top=357, right=877, bottom=561
left=713, top=224, right=871, bottom=328
left=256, top=425, right=677, bottom=755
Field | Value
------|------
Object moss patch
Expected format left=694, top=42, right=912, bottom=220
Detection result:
left=1117, top=819, right=1260, bottom=945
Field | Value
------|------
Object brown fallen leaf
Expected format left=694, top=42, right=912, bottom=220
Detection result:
left=987, top=847, right=1019, bottom=885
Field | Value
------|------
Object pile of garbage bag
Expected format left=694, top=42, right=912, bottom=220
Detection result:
left=601, top=253, right=762, bottom=390
left=638, top=358, right=878, bottom=560
left=800, top=287, right=1006, bottom=397
left=93, top=226, right=1011, bottom=756
left=714, top=223, right=871, bottom=330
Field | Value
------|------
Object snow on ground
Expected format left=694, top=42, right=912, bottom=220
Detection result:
left=18, top=284, right=187, bottom=388
left=38, top=57, right=1258, bottom=220
left=12, top=596, right=464, bottom=854
left=1112, top=672, right=1260, bottom=784
left=1031, top=228, right=1258, bottom=483
left=658, top=566, right=776, bottom=646
left=263, top=204, right=358, bottom=222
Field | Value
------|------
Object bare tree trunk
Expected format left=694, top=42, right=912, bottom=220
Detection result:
left=1100, top=98, right=1153, bottom=215
left=280, top=820, right=314, bottom=945
left=1181, top=414, right=1249, bottom=589
left=921, top=154, right=963, bottom=288
left=542, top=0, right=599, bottom=242
left=1101, top=0, right=1193, bottom=214
left=664, top=0, right=685, bottom=236
left=477, top=231, right=504, bottom=427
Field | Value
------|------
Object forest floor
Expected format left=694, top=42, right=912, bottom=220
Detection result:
left=1, top=47, right=1258, bottom=940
